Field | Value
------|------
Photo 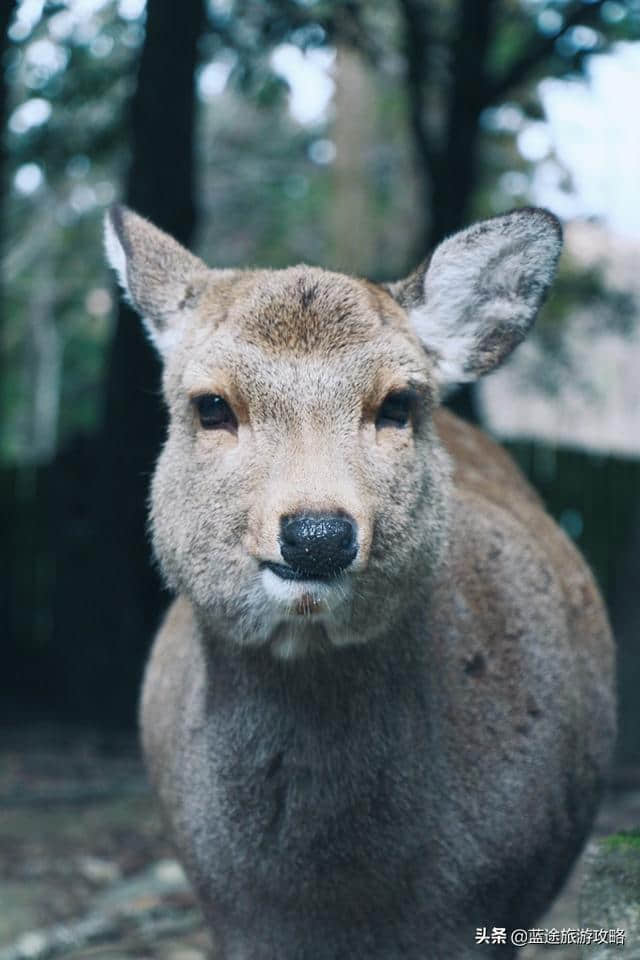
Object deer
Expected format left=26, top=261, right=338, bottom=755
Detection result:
left=104, top=204, right=615, bottom=960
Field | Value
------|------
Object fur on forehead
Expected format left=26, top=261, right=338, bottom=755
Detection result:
left=159, top=265, right=432, bottom=408
left=219, top=265, right=408, bottom=354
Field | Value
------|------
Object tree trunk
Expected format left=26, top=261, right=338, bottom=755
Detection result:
left=399, top=0, right=497, bottom=424
left=428, top=0, right=497, bottom=248
left=399, top=0, right=497, bottom=255
left=330, top=47, right=377, bottom=276
left=83, top=0, right=205, bottom=724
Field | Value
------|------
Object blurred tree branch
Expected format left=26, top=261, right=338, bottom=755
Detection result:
left=207, top=0, right=382, bottom=70
left=486, top=0, right=608, bottom=104
left=396, top=0, right=617, bottom=419
left=398, top=0, right=621, bottom=252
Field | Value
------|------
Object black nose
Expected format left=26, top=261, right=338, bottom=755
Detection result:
left=279, top=513, right=358, bottom=577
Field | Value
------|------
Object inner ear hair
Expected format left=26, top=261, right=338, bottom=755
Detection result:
left=104, top=205, right=211, bottom=356
left=386, top=207, right=563, bottom=384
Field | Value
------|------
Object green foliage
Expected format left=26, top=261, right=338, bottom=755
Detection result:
left=2, top=0, right=640, bottom=462
left=2, top=1, right=142, bottom=460
left=604, top=830, right=640, bottom=849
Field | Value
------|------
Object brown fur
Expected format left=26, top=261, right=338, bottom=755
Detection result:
left=104, top=206, right=615, bottom=960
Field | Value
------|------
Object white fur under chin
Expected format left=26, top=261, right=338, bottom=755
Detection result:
left=258, top=567, right=360, bottom=659
left=260, top=566, right=350, bottom=615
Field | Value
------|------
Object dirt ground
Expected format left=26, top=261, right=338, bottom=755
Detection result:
left=0, top=727, right=638, bottom=960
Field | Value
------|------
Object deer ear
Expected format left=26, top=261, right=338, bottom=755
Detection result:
left=387, top=208, right=562, bottom=384
left=104, top=205, right=210, bottom=358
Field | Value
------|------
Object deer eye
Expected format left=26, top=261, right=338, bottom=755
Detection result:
left=193, top=394, right=237, bottom=432
left=376, top=391, right=412, bottom=429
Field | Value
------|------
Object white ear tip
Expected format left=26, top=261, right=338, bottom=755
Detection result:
left=103, top=209, right=128, bottom=290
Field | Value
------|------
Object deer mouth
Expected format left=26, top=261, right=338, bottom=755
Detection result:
left=260, top=561, right=353, bottom=623
left=260, top=560, right=342, bottom=583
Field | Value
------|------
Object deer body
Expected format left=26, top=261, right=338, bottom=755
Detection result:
left=105, top=206, right=615, bottom=960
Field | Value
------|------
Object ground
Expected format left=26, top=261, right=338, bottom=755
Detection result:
left=0, top=727, right=638, bottom=960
